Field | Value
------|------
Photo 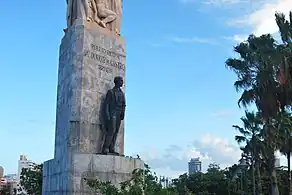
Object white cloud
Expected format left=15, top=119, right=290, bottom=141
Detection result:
left=168, top=36, right=218, bottom=44
left=223, top=34, right=248, bottom=42
left=199, top=133, right=241, bottom=164
left=138, top=134, right=241, bottom=178
left=211, top=109, right=237, bottom=117
left=228, top=0, right=292, bottom=36
left=138, top=134, right=290, bottom=178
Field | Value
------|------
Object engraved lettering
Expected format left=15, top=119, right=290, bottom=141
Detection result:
left=84, top=50, right=90, bottom=57
left=98, top=65, right=113, bottom=73
left=84, top=50, right=125, bottom=71
left=90, top=44, right=125, bottom=59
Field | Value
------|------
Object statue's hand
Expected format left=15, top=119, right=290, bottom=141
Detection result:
left=120, top=113, right=125, bottom=120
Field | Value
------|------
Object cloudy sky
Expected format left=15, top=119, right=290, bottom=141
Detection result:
left=0, top=0, right=291, bottom=178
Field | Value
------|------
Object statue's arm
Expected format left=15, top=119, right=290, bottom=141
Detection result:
left=120, top=93, right=126, bottom=120
left=105, top=90, right=112, bottom=120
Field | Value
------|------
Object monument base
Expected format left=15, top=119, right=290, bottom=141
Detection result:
left=42, top=154, right=144, bottom=195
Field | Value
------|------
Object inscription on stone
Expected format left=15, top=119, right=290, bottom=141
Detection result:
left=99, top=65, right=112, bottom=73
left=84, top=44, right=125, bottom=71
left=91, top=44, right=125, bottom=59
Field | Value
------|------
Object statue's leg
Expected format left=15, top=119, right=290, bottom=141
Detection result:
left=102, top=117, right=116, bottom=154
left=102, top=9, right=117, bottom=24
left=109, top=115, right=121, bottom=153
left=98, top=9, right=117, bottom=28
left=90, top=0, right=100, bottom=23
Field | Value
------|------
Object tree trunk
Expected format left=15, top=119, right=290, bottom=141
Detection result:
left=270, top=167, right=279, bottom=195
left=240, top=173, right=244, bottom=195
left=288, top=152, right=292, bottom=195
left=255, top=161, right=262, bottom=195
left=251, top=157, right=256, bottom=195
left=228, top=173, right=231, bottom=195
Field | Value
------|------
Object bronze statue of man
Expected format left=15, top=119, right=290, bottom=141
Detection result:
left=102, top=76, right=126, bottom=155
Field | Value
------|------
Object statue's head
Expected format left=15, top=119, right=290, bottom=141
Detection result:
left=114, top=76, right=123, bottom=87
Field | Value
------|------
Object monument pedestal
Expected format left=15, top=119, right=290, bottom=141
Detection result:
left=43, top=154, right=144, bottom=194
left=42, top=20, right=143, bottom=195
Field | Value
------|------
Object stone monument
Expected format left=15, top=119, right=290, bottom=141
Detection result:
left=42, top=0, right=144, bottom=194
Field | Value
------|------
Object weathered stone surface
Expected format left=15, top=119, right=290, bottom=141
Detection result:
left=43, top=154, right=144, bottom=194
left=54, top=19, right=126, bottom=161
left=42, top=20, right=136, bottom=195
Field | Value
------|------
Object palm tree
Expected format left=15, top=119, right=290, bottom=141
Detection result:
left=274, top=12, right=292, bottom=195
left=274, top=12, right=292, bottom=110
left=226, top=34, right=281, bottom=195
left=233, top=111, right=263, bottom=195
left=261, top=122, right=280, bottom=195
left=226, top=11, right=292, bottom=195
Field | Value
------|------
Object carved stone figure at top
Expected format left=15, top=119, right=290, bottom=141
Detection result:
left=96, top=0, right=117, bottom=28
left=101, top=76, right=126, bottom=155
left=65, top=0, right=122, bottom=35
left=85, top=0, right=99, bottom=23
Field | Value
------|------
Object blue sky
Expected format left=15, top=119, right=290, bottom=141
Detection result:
left=1, top=0, right=291, bottom=177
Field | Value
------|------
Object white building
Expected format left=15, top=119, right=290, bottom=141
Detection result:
left=188, top=158, right=202, bottom=175
left=17, top=155, right=34, bottom=183
left=17, top=155, right=35, bottom=195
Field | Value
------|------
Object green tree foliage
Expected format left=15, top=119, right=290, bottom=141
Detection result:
left=184, top=163, right=229, bottom=194
left=13, top=162, right=292, bottom=195
left=85, top=164, right=179, bottom=195
left=19, top=163, right=42, bottom=195
left=85, top=162, right=292, bottom=195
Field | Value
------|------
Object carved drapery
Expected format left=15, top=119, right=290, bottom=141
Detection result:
left=106, top=0, right=122, bottom=34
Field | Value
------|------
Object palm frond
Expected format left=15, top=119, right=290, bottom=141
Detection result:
left=232, top=125, right=250, bottom=136
left=235, top=135, right=247, bottom=144
left=234, top=79, right=250, bottom=92
left=275, top=12, right=289, bottom=43
left=238, top=89, right=255, bottom=108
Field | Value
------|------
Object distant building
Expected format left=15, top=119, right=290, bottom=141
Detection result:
left=4, top=174, right=17, bottom=183
left=275, top=158, right=280, bottom=168
left=158, top=176, right=172, bottom=188
left=17, top=155, right=34, bottom=182
left=0, top=166, right=3, bottom=178
left=188, top=158, right=202, bottom=174
left=17, top=155, right=35, bottom=195
left=0, top=181, right=17, bottom=195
